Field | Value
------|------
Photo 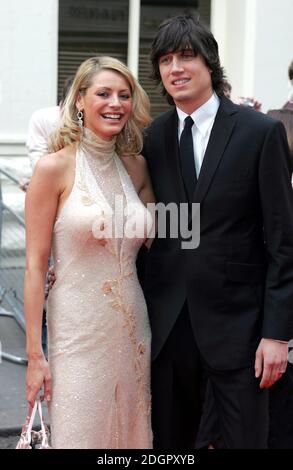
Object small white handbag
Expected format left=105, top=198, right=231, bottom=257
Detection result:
left=16, top=399, right=51, bottom=449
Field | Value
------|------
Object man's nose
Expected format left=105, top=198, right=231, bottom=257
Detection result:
left=170, top=57, right=184, bottom=73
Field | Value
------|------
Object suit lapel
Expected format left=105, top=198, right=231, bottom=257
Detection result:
left=193, top=97, right=238, bottom=204
left=164, top=109, right=187, bottom=203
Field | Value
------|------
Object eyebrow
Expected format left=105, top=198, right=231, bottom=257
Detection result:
left=160, top=47, right=194, bottom=56
left=95, top=86, right=131, bottom=92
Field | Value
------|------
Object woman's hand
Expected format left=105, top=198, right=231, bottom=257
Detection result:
left=26, top=355, right=52, bottom=409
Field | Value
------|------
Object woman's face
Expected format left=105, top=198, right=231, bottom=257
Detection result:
left=78, top=70, right=132, bottom=140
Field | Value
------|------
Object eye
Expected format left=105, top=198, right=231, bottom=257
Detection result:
left=119, top=93, right=131, bottom=100
left=159, top=55, right=171, bottom=65
left=181, top=50, right=195, bottom=60
left=96, top=91, right=109, bottom=98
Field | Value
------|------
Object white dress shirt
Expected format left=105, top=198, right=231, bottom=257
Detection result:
left=26, top=105, right=60, bottom=170
left=177, top=93, right=220, bottom=178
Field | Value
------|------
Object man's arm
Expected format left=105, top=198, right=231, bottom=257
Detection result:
left=255, top=120, right=293, bottom=387
left=26, top=111, right=50, bottom=170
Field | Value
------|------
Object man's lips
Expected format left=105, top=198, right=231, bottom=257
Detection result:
left=171, top=78, right=190, bottom=86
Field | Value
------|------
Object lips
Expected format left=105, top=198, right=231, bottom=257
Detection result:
left=102, top=113, right=123, bottom=121
left=171, top=78, right=190, bottom=86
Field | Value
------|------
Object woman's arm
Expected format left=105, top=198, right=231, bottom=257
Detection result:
left=136, top=156, right=156, bottom=249
left=120, top=154, right=156, bottom=249
left=24, top=153, right=65, bottom=407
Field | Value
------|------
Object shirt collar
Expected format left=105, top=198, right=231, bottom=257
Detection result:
left=176, top=92, right=220, bottom=137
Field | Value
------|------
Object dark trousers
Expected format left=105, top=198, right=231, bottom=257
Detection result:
left=196, top=366, right=293, bottom=449
left=151, top=302, right=269, bottom=449
left=269, top=364, right=293, bottom=448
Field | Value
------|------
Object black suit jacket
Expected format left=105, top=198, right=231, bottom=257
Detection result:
left=142, top=96, right=293, bottom=370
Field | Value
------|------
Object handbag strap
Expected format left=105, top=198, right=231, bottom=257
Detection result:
left=25, top=399, right=47, bottom=446
left=36, top=399, right=47, bottom=447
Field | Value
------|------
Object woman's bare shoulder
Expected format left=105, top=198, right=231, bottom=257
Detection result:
left=34, top=145, right=76, bottom=178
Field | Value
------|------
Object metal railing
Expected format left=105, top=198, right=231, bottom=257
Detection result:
left=0, top=168, right=27, bottom=365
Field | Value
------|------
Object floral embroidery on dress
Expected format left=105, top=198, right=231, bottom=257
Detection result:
left=101, top=264, right=151, bottom=416
left=92, top=210, right=113, bottom=243
left=77, top=164, right=96, bottom=206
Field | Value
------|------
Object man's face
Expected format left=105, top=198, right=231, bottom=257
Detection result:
left=158, top=49, right=213, bottom=114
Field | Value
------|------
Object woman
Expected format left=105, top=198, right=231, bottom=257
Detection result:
left=24, top=56, right=155, bottom=448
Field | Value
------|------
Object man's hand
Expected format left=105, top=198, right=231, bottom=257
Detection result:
left=255, top=338, right=288, bottom=389
left=233, top=96, right=262, bottom=112
left=47, top=266, right=56, bottom=290
left=19, top=177, right=30, bottom=192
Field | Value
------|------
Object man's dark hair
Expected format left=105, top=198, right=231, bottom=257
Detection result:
left=150, top=14, right=226, bottom=103
left=289, top=61, right=293, bottom=81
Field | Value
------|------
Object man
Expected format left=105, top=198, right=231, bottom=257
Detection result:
left=26, top=76, right=74, bottom=170
left=20, top=76, right=74, bottom=190
left=142, top=15, right=293, bottom=449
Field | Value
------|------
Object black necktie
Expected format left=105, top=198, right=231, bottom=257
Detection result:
left=179, top=116, right=197, bottom=202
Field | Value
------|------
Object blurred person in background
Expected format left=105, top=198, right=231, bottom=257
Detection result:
left=223, top=78, right=262, bottom=111
left=19, top=77, right=74, bottom=191
left=267, top=109, right=293, bottom=164
left=27, top=76, right=74, bottom=170
left=283, top=60, right=293, bottom=111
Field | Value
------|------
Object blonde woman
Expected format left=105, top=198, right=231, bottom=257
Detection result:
left=24, top=56, right=155, bottom=448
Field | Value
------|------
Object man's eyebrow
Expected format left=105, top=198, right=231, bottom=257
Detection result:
left=160, top=47, right=194, bottom=55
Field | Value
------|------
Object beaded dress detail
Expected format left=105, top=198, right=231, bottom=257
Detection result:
left=47, top=128, right=153, bottom=448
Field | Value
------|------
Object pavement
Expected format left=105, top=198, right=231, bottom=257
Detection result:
left=0, top=315, right=27, bottom=448
left=0, top=156, right=49, bottom=449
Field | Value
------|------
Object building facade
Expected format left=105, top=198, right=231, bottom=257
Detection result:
left=0, top=0, right=292, bottom=157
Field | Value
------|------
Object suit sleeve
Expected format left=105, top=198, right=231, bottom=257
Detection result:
left=259, top=120, right=293, bottom=341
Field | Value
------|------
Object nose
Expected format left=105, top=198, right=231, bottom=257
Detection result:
left=170, top=57, right=184, bottom=74
left=109, top=94, right=121, bottom=107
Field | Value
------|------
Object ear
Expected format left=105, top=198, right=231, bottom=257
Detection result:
left=76, top=93, right=84, bottom=112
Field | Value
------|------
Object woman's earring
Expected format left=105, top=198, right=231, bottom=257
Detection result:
left=77, top=110, right=84, bottom=129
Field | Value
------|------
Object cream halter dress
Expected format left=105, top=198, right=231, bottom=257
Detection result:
left=47, top=128, right=153, bottom=448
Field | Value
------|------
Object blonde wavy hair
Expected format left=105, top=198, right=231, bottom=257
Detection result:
left=49, top=56, right=151, bottom=156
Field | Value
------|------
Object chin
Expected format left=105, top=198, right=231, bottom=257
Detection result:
left=103, top=126, right=122, bottom=136
left=172, top=89, right=192, bottom=99
left=173, top=94, right=192, bottom=104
